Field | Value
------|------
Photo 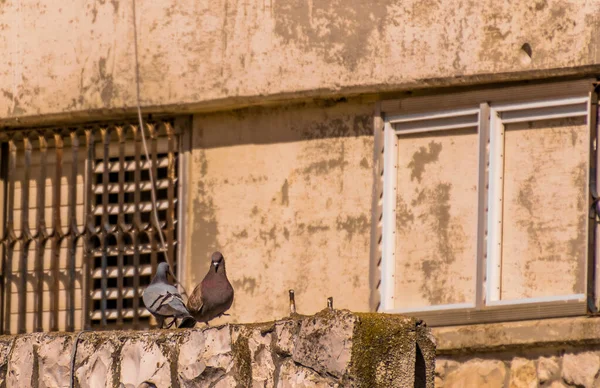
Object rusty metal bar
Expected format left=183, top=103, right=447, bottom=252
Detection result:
left=116, top=126, right=125, bottom=326
left=66, top=131, right=79, bottom=331
left=34, top=134, right=48, bottom=332
left=132, top=125, right=142, bottom=327
left=166, top=123, right=176, bottom=270
left=149, top=124, right=159, bottom=276
left=18, top=135, right=33, bottom=334
left=0, top=143, right=7, bottom=334
left=83, top=128, right=96, bottom=330
left=100, top=128, right=110, bottom=328
left=50, top=132, right=63, bottom=332
left=3, top=137, right=17, bottom=334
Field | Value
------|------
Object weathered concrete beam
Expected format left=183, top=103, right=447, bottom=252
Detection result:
left=0, top=310, right=434, bottom=387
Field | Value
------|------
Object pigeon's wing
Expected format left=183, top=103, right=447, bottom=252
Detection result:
left=187, top=282, right=204, bottom=314
left=142, top=284, right=165, bottom=315
left=143, top=284, right=189, bottom=318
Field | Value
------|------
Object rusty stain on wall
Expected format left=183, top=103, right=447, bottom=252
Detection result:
left=281, top=179, right=289, bottom=206
left=273, top=0, right=387, bottom=71
left=408, top=141, right=443, bottom=183
left=336, top=215, right=369, bottom=241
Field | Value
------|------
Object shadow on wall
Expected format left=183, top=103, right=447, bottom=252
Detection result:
left=186, top=99, right=376, bottom=325
left=193, top=99, right=374, bottom=149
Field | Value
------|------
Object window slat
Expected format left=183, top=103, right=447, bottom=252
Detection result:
left=93, top=179, right=175, bottom=194
left=92, top=265, right=153, bottom=279
left=91, top=242, right=177, bottom=257
left=93, top=157, right=169, bottom=173
left=92, top=200, right=175, bottom=215
left=91, top=287, right=145, bottom=300
left=91, top=308, right=151, bottom=320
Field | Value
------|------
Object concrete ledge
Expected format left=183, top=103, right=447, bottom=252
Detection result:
left=0, top=310, right=434, bottom=387
left=433, top=316, right=600, bottom=355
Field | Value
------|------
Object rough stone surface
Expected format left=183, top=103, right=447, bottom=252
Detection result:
left=1, top=310, right=432, bottom=387
left=75, top=338, right=117, bottom=388
left=435, top=359, right=459, bottom=378
left=548, top=382, right=568, bottom=388
left=508, top=358, right=537, bottom=388
left=537, top=356, right=559, bottom=384
left=277, top=359, right=338, bottom=388
left=292, top=310, right=356, bottom=378
left=416, top=324, right=437, bottom=388
left=0, top=338, right=14, bottom=386
left=37, top=335, right=73, bottom=388
left=436, top=318, right=600, bottom=387
left=438, top=350, right=600, bottom=388
left=562, top=351, right=599, bottom=388
left=443, top=359, right=507, bottom=388
left=274, top=320, right=301, bottom=356
left=177, top=327, right=233, bottom=387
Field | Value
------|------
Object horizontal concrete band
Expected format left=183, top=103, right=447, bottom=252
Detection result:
left=433, top=316, right=600, bottom=355
left=3, top=66, right=600, bottom=128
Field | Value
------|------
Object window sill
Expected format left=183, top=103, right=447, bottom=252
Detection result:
left=431, top=315, right=600, bottom=355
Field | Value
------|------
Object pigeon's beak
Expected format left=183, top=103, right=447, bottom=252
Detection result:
left=213, top=262, right=219, bottom=272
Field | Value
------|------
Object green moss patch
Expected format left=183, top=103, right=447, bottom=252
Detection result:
left=351, top=313, right=417, bottom=388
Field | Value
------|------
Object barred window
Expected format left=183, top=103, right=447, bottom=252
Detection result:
left=0, top=119, right=181, bottom=334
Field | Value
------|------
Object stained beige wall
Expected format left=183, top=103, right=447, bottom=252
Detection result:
left=185, top=101, right=374, bottom=323
left=1, top=0, right=600, bottom=122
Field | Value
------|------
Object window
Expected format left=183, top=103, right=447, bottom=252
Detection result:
left=0, top=118, right=185, bottom=334
left=377, top=79, right=598, bottom=326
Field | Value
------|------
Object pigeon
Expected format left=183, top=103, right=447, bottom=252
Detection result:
left=187, top=251, right=235, bottom=324
left=142, top=262, right=196, bottom=329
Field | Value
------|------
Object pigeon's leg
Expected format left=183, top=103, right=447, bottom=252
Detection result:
left=221, top=313, right=231, bottom=316
left=156, top=316, right=165, bottom=329
left=165, top=318, right=177, bottom=329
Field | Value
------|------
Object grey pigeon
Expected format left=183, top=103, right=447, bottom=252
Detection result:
left=142, top=262, right=196, bottom=329
left=187, top=252, right=234, bottom=324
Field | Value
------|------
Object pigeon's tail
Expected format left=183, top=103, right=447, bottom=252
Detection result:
left=178, top=316, right=197, bottom=329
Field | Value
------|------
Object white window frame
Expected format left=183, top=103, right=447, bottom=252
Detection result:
left=381, top=107, right=482, bottom=313
left=377, top=79, right=598, bottom=326
left=486, top=96, right=590, bottom=306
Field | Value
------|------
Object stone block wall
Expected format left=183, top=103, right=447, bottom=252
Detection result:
left=433, top=317, right=600, bottom=388
left=436, top=350, right=600, bottom=388
left=0, top=310, right=434, bottom=387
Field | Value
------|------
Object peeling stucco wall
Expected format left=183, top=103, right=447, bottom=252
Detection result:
left=186, top=100, right=374, bottom=324
left=0, top=310, right=435, bottom=387
left=1, top=0, right=600, bottom=122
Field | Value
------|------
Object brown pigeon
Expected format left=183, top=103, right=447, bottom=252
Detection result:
left=187, top=252, right=234, bottom=324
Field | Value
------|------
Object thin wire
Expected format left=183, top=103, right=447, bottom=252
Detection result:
left=131, top=0, right=188, bottom=299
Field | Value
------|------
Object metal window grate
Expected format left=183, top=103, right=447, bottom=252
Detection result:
left=0, top=119, right=179, bottom=334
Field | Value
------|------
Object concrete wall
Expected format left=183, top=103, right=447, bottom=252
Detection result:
left=186, top=100, right=374, bottom=323
left=1, top=0, right=600, bottom=124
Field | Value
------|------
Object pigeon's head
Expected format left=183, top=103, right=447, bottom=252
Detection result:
left=157, top=262, right=170, bottom=276
left=211, top=251, right=225, bottom=273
